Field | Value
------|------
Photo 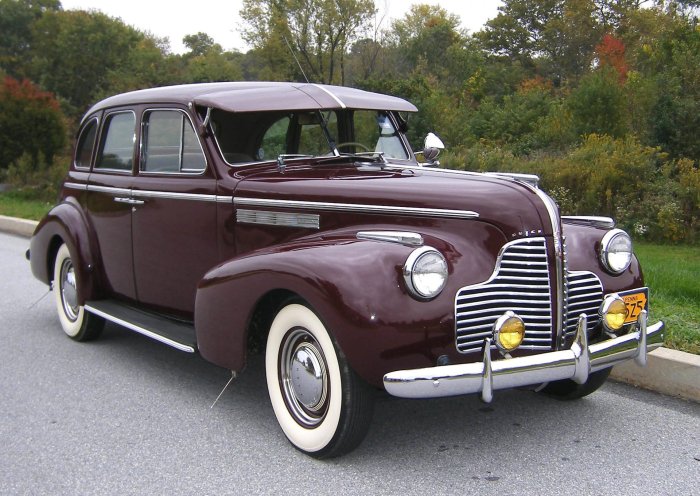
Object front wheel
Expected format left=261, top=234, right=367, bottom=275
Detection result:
left=52, top=243, right=104, bottom=341
left=540, top=367, right=612, bottom=400
left=265, top=303, right=374, bottom=458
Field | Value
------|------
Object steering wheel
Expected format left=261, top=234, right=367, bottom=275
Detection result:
left=336, top=142, right=371, bottom=152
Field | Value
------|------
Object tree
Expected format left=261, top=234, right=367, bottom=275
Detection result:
left=0, top=0, right=60, bottom=78
left=240, top=0, right=376, bottom=84
left=30, top=9, right=169, bottom=116
left=0, top=76, right=65, bottom=168
left=566, top=67, right=628, bottom=138
left=183, top=32, right=219, bottom=57
left=479, top=0, right=602, bottom=84
left=388, top=4, right=463, bottom=77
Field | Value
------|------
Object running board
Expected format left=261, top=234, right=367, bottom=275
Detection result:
left=84, top=300, right=197, bottom=353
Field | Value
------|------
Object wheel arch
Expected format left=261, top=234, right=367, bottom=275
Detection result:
left=194, top=238, right=420, bottom=381
left=29, top=199, right=103, bottom=304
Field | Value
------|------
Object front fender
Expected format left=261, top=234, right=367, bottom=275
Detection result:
left=29, top=198, right=102, bottom=303
left=195, top=237, right=461, bottom=385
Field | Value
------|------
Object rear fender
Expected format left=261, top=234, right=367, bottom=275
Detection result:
left=29, top=198, right=102, bottom=303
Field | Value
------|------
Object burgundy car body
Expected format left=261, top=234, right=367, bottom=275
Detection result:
left=29, top=82, right=664, bottom=457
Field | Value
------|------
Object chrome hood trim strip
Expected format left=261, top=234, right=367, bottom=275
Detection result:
left=234, top=197, right=479, bottom=219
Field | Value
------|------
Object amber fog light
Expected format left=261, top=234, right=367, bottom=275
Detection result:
left=600, top=295, right=628, bottom=332
left=493, top=311, right=525, bottom=353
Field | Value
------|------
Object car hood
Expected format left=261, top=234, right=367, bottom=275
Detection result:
left=231, top=162, right=556, bottom=239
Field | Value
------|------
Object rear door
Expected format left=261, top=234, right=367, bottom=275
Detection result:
left=131, top=107, right=218, bottom=318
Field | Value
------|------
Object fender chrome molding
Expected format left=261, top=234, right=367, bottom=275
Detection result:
left=234, top=197, right=479, bottom=220
left=356, top=231, right=424, bottom=246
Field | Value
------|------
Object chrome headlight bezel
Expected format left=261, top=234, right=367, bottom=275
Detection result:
left=600, top=229, right=633, bottom=275
left=403, top=247, right=448, bottom=300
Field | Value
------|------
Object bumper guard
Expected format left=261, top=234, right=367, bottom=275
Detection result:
left=383, top=311, right=664, bottom=402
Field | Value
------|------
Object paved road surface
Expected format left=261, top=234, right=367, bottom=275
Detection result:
left=1, top=232, right=698, bottom=495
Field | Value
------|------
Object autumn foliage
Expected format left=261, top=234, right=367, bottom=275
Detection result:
left=595, top=35, right=628, bottom=82
left=0, top=77, right=66, bottom=168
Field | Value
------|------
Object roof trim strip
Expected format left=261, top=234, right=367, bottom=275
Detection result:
left=311, top=84, right=346, bottom=109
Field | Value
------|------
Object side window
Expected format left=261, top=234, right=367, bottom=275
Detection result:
left=259, top=117, right=290, bottom=160
left=74, top=117, right=98, bottom=169
left=142, top=110, right=206, bottom=173
left=96, top=112, right=135, bottom=171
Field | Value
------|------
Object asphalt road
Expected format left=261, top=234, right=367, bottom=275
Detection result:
left=1, top=232, right=698, bottom=496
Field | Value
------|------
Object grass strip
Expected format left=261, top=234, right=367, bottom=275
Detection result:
left=635, top=243, right=700, bottom=355
left=0, top=191, right=52, bottom=221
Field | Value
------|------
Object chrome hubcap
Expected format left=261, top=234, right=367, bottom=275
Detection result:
left=60, top=259, right=79, bottom=322
left=280, top=328, right=329, bottom=427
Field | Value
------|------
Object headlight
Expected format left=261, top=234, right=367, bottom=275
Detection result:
left=403, top=247, right=448, bottom=300
left=600, top=229, right=633, bottom=274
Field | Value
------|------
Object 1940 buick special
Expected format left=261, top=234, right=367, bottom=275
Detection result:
left=28, top=82, right=664, bottom=458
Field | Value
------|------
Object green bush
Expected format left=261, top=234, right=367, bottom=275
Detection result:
left=447, top=134, right=699, bottom=243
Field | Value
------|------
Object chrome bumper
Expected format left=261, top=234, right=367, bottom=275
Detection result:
left=383, top=311, right=664, bottom=402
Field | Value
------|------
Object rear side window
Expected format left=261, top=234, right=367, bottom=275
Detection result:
left=96, top=112, right=136, bottom=171
left=74, top=117, right=98, bottom=169
left=141, top=110, right=206, bottom=173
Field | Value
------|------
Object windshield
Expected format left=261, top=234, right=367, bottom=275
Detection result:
left=210, top=109, right=411, bottom=164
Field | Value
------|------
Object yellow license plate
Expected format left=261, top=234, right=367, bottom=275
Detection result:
left=621, top=289, right=648, bottom=324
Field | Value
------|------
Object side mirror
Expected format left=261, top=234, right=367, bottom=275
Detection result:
left=418, top=132, right=445, bottom=166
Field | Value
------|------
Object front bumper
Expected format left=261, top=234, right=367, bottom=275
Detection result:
left=383, top=311, right=664, bottom=402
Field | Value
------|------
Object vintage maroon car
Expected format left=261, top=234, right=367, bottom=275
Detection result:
left=29, top=82, right=664, bottom=458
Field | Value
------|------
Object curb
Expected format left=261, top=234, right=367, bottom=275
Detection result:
left=1, top=215, right=697, bottom=403
left=611, top=347, right=700, bottom=403
left=0, top=215, right=38, bottom=238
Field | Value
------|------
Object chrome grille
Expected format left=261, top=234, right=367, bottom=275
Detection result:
left=564, top=271, right=603, bottom=338
left=455, top=238, right=554, bottom=354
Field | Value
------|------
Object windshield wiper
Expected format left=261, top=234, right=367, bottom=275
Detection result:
left=277, top=154, right=313, bottom=172
left=314, top=151, right=386, bottom=165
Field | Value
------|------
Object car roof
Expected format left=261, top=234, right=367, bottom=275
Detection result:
left=84, top=82, right=418, bottom=119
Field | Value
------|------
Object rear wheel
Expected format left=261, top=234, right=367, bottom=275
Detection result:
left=540, top=367, right=611, bottom=400
left=53, top=243, right=104, bottom=341
left=265, top=303, right=374, bottom=458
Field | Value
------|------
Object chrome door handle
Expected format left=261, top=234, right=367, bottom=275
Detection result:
left=113, top=197, right=145, bottom=205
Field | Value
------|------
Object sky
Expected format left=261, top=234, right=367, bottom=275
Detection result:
left=59, top=0, right=503, bottom=54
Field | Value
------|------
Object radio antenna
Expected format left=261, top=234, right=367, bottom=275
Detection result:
left=283, top=35, right=310, bottom=83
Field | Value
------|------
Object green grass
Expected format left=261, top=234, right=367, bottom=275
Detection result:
left=0, top=190, right=52, bottom=221
left=1, top=190, right=697, bottom=354
left=635, top=243, right=700, bottom=355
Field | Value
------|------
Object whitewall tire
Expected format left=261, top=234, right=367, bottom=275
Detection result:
left=265, top=303, right=374, bottom=458
left=53, top=243, right=104, bottom=341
